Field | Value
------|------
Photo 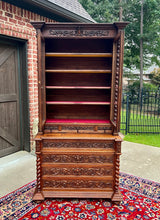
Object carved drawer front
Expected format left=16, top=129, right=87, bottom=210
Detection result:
left=42, top=152, right=114, bottom=164
left=42, top=139, right=115, bottom=149
left=42, top=164, right=113, bottom=176
left=42, top=177, right=113, bottom=190
left=40, top=140, right=116, bottom=192
left=44, top=125, right=112, bottom=134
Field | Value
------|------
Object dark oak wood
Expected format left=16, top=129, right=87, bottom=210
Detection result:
left=45, top=69, right=112, bottom=73
left=45, top=53, right=113, bottom=57
left=46, top=86, right=111, bottom=89
left=31, top=22, right=128, bottom=203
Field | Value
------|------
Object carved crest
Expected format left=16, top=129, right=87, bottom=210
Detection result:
left=49, top=27, right=110, bottom=38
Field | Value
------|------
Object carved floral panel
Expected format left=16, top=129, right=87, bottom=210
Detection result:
left=42, top=154, right=114, bottom=163
left=43, top=180, right=112, bottom=188
left=43, top=141, right=114, bottom=149
left=42, top=167, right=113, bottom=176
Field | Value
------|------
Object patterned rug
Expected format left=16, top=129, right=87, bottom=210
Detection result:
left=0, top=173, right=160, bottom=220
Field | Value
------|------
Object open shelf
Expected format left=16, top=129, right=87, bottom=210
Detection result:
left=45, top=38, right=113, bottom=125
left=45, top=53, right=112, bottom=57
left=45, top=39, right=113, bottom=53
left=46, top=101, right=111, bottom=105
left=46, top=86, right=111, bottom=89
left=45, top=70, right=112, bottom=73
left=46, top=72, right=111, bottom=87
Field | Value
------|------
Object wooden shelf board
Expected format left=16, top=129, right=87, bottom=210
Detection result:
left=46, top=86, right=111, bottom=89
left=45, top=53, right=112, bottom=57
left=42, top=148, right=114, bottom=154
left=35, top=133, right=122, bottom=140
left=45, top=119, right=111, bottom=124
left=45, top=70, right=112, bottom=74
left=42, top=175, right=113, bottom=180
left=46, top=101, right=111, bottom=105
left=42, top=163, right=113, bottom=168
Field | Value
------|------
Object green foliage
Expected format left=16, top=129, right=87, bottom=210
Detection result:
left=79, top=0, right=119, bottom=22
left=126, top=81, right=158, bottom=94
left=79, top=0, right=160, bottom=69
left=149, top=68, right=160, bottom=86
left=125, top=81, right=158, bottom=103
left=123, top=0, right=160, bottom=69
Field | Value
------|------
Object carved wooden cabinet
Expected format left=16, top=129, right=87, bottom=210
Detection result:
left=31, top=22, right=128, bottom=202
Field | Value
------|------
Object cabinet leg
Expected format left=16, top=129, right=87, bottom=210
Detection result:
left=112, top=140, right=123, bottom=204
left=32, top=187, right=44, bottom=201
left=111, top=190, right=123, bottom=204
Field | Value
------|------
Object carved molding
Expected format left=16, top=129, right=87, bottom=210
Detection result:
left=43, top=141, right=114, bottom=149
left=116, top=141, right=121, bottom=153
left=42, top=154, right=113, bottom=163
left=43, top=180, right=112, bottom=188
left=114, top=38, right=121, bottom=125
left=45, top=126, right=112, bottom=131
left=36, top=140, right=41, bottom=152
left=42, top=167, right=113, bottom=176
left=49, top=28, right=110, bottom=38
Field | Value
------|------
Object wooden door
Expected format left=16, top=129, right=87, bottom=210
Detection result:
left=0, top=43, right=21, bottom=157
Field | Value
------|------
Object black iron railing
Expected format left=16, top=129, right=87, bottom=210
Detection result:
left=121, top=89, right=160, bottom=134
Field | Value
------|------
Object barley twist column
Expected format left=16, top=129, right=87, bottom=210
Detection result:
left=111, top=139, right=122, bottom=203
left=33, top=139, right=44, bottom=201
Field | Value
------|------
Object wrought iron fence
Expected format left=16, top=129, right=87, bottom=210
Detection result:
left=121, top=89, right=160, bottom=134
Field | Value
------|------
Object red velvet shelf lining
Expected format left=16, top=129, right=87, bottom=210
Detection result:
left=46, top=101, right=111, bottom=105
left=46, top=119, right=110, bottom=124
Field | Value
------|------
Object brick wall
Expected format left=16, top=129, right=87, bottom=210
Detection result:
left=0, top=1, right=55, bottom=153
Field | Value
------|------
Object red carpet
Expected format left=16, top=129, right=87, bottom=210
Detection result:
left=0, top=173, right=160, bottom=219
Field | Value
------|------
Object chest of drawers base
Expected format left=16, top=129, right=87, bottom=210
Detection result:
left=33, top=133, right=122, bottom=203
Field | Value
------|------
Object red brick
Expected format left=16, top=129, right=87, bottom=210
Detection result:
left=12, top=5, right=17, bottom=14
left=31, top=12, right=34, bottom=20
left=6, top=3, right=12, bottom=13
left=11, top=26, right=17, bottom=32
left=18, top=20, right=25, bottom=26
left=0, top=16, right=8, bottom=21
left=23, top=9, right=27, bottom=18
left=0, top=23, right=4, bottom=28
left=17, top=7, right=21, bottom=16
left=0, top=29, right=4, bottom=34
left=0, top=2, right=55, bottom=151
left=15, top=15, right=22, bottom=21
left=9, top=18, right=17, bottom=24
left=2, top=2, right=6, bottom=10
left=5, top=12, right=13, bottom=18
left=26, top=23, right=33, bottom=28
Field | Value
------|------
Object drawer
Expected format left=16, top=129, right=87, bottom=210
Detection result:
left=42, top=164, right=114, bottom=176
left=44, top=124, right=112, bottom=134
left=42, top=176, right=113, bottom=190
left=42, top=139, right=115, bottom=149
left=42, top=151, right=114, bottom=164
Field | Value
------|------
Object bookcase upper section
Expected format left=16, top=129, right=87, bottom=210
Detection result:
left=31, top=22, right=128, bottom=135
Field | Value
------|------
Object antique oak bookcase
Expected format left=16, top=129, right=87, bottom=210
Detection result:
left=31, top=22, right=128, bottom=203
